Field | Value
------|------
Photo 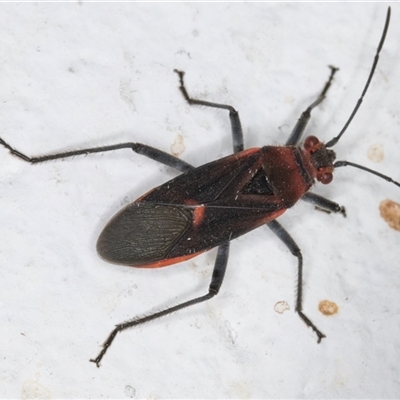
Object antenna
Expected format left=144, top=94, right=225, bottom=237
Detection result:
left=325, top=7, right=391, bottom=148
left=334, top=160, right=400, bottom=187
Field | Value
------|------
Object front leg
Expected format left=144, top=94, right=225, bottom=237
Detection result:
left=302, top=192, right=346, bottom=217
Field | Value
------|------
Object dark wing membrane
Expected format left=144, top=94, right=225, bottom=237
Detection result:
left=97, top=199, right=285, bottom=267
left=97, top=203, right=192, bottom=265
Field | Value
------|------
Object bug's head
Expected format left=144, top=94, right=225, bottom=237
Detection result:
left=304, top=135, right=336, bottom=185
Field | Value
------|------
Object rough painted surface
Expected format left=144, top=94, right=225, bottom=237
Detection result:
left=0, top=4, right=399, bottom=398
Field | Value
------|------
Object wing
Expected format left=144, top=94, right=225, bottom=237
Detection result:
left=97, top=148, right=288, bottom=267
left=97, top=201, right=285, bottom=267
left=140, top=148, right=270, bottom=204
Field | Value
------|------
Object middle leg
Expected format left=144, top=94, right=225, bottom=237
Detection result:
left=174, top=69, right=244, bottom=153
left=267, top=220, right=325, bottom=343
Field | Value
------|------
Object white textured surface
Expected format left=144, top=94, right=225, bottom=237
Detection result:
left=1, top=3, right=399, bottom=399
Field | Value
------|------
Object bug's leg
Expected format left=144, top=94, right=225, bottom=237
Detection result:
left=174, top=69, right=244, bottom=153
left=90, top=242, right=230, bottom=367
left=285, top=66, right=339, bottom=146
left=267, top=220, right=325, bottom=343
left=0, top=138, right=193, bottom=173
left=302, top=192, right=346, bottom=217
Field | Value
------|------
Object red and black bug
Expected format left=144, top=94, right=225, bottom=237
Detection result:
left=0, top=8, right=398, bottom=367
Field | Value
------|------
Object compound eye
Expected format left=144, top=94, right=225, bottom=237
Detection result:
left=304, top=136, right=320, bottom=151
left=318, top=171, right=333, bottom=184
